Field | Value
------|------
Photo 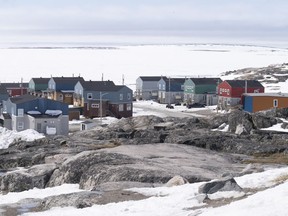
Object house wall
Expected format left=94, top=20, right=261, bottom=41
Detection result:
left=136, top=79, right=159, bottom=100
left=28, top=115, right=69, bottom=135
left=7, top=88, right=28, bottom=97
left=83, top=100, right=108, bottom=118
left=109, top=103, right=133, bottom=118
left=244, top=96, right=288, bottom=113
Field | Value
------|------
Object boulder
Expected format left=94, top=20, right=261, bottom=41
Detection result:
left=251, top=113, right=278, bottom=129
left=166, top=175, right=189, bottom=187
left=0, top=164, right=57, bottom=192
left=198, top=177, right=242, bottom=194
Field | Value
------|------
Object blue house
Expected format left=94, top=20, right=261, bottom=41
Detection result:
left=1, top=95, right=69, bottom=135
left=136, top=76, right=166, bottom=100
left=48, top=76, right=85, bottom=105
left=74, top=80, right=133, bottom=119
left=158, top=77, right=186, bottom=104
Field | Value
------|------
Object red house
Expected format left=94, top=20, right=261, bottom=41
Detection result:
left=218, top=80, right=264, bottom=109
left=0, top=83, right=28, bottom=97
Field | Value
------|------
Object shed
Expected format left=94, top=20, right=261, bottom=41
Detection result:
left=243, top=93, right=288, bottom=113
left=80, top=120, right=98, bottom=131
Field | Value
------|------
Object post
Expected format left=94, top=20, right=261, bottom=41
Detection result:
left=168, top=77, right=171, bottom=105
left=99, top=92, right=109, bottom=124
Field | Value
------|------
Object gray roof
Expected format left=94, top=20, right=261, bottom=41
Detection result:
left=0, top=83, right=29, bottom=88
left=244, top=93, right=288, bottom=97
left=191, top=78, right=222, bottom=85
left=139, top=76, right=167, bottom=81
left=225, top=80, right=264, bottom=88
left=52, top=76, right=85, bottom=85
left=31, top=78, right=50, bottom=84
left=9, top=95, right=38, bottom=104
left=82, top=80, right=116, bottom=91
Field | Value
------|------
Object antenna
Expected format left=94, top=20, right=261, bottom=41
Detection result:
left=102, top=73, right=104, bottom=81
left=122, top=74, right=125, bottom=85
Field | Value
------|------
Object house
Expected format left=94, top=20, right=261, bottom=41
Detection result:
left=74, top=80, right=133, bottom=119
left=1, top=95, right=69, bottom=135
left=0, top=85, right=9, bottom=108
left=243, top=93, right=288, bottom=113
left=158, top=77, right=186, bottom=104
left=184, top=78, right=221, bottom=105
left=0, top=82, right=28, bottom=97
left=136, top=76, right=166, bottom=100
left=218, top=80, right=264, bottom=109
left=28, top=77, right=50, bottom=97
left=47, top=76, right=85, bottom=105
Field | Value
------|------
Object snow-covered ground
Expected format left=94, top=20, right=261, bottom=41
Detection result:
left=0, top=166, right=284, bottom=216
left=0, top=127, right=45, bottom=149
left=1, top=44, right=288, bottom=91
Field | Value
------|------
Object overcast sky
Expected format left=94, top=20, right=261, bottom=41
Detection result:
left=0, top=0, right=287, bottom=44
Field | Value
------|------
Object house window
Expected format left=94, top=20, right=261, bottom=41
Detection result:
left=273, top=99, right=278, bottom=107
left=87, top=93, right=92, bottom=100
left=18, top=121, right=24, bottom=130
left=119, top=104, right=124, bottom=111
left=162, top=84, right=165, bottom=90
left=18, top=109, right=24, bottom=117
left=91, top=103, right=99, bottom=108
left=159, top=84, right=161, bottom=90
left=127, top=104, right=132, bottom=111
left=127, top=93, right=131, bottom=100
left=59, top=94, right=63, bottom=99
left=120, top=93, right=123, bottom=100
left=66, top=94, right=72, bottom=97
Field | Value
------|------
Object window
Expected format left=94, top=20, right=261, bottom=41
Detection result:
left=18, top=109, right=24, bottom=117
left=159, top=84, right=161, bottom=90
left=273, top=99, right=278, bottom=107
left=65, top=94, right=72, bottom=97
left=127, top=93, right=131, bottom=100
left=127, top=104, right=132, bottom=111
left=120, top=93, right=123, bottom=100
left=87, top=93, right=92, bottom=100
left=162, top=84, right=165, bottom=90
left=119, top=104, right=124, bottom=111
left=91, top=103, right=99, bottom=108
left=18, top=121, right=24, bottom=130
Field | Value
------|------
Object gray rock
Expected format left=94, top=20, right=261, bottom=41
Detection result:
left=0, top=164, right=57, bottom=192
left=198, top=177, right=242, bottom=194
left=47, top=144, right=245, bottom=190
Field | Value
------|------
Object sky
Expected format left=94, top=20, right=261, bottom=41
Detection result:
left=0, top=0, right=288, bottom=45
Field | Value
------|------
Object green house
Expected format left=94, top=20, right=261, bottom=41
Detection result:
left=184, top=78, right=221, bottom=105
left=28, top=77, right=51, bottom=97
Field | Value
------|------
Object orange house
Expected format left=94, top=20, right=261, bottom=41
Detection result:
left=243, top=93, right=288, bottom=113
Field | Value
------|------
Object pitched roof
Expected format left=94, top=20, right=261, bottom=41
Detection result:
left=82, top=80, right=116, bottom=91
left=225, top=80, right=264, bottom=88
left=0, top=83, right=28, bottom=88
left=31, top=78, right=50, bottom=84
left=139, top=76, right=167, bottom=81
left=191, top=78, right=222, bottom=85
left=9, top=94, right=38, bottom=104
left=52, top=76, right=85, bottom=85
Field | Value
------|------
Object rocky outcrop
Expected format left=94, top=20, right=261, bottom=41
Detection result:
left=47, top=144, right=245, bottom=190
left=0, top=164, right=56, bottom=192
left=198, top=178, right=242, bottom=194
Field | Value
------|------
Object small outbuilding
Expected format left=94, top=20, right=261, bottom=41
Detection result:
left=80, top=120, right=98, bottom=131
left=243, top=93, right=288, bottom=113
